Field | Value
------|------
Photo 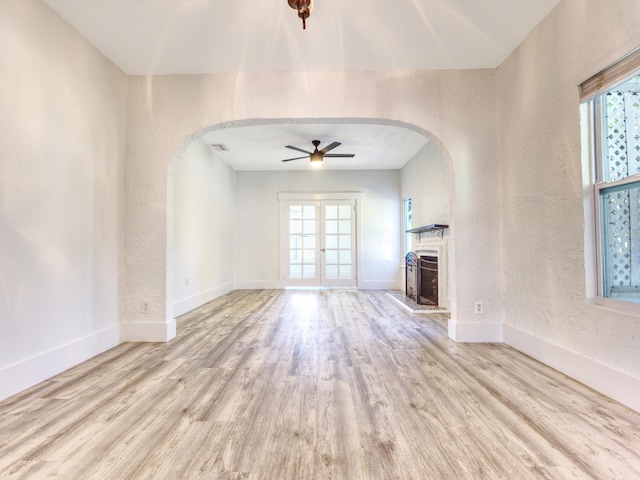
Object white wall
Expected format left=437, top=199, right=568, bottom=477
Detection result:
left=0, top=0, right=127, bottom=400
left=400, top=141, right=453, bottom=227
left=234, top=170, right=401, bottom=289
left=400, top=141, right=455, bottom=310
left=125, top=70, right=499, bottom=343
left=497, top=0, right=640, bottom=411
left=171, top=140, right=235, bottom=318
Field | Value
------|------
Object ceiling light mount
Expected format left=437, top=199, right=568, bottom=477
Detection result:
left=288, top=0, right=313, bottom=29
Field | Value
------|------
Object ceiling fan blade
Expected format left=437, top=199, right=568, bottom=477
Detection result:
left=286, top=145, right=313, bottom=154
left=324, top=153, right=355, bottom=158
left=319, top=141, right=341, bottom=154
left=281, top=156, right=308, bottom=162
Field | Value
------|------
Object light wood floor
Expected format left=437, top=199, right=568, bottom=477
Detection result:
left=1, top=290, right=640, bottom=479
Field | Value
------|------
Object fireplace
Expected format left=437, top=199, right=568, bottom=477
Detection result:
left=405, top=252, right=438, bottom=306
left=418, top=255, right=438, bottom=305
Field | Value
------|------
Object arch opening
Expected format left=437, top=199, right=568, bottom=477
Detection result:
left=166, top=117, right=456, bottom=329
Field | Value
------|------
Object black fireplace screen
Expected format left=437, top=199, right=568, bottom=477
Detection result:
left=405, top=252, right=418, bottom=303
left=418, top=256, right=438, bottom=306
left=405, top=252, right=438, bottom=306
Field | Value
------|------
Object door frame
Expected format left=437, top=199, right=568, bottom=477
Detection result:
left=278, top=192, right=363, bottom=288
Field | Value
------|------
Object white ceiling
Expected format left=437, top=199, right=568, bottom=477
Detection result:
left=43, top=0, right=559, bottom=170
left=43, top=0, right=559, bottom=75
left=198, top=121, right=431, bottom=171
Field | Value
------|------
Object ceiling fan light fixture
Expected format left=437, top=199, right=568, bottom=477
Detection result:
left=310, top=151, right=324, bottom=166
left=280, top=139, right=354, bottom=166
left=288, top=0, right=313, bottom=29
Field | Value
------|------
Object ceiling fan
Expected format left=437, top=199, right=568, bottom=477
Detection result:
left=281, top=140, right=355, bottom=166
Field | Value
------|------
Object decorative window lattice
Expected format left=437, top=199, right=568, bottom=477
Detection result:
left=604, top=89, right=640, bottom=288
left=605, top=91, right=640, bottom=181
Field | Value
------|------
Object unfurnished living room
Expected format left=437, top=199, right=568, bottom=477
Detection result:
left=3, top=0, right=640, bottom=478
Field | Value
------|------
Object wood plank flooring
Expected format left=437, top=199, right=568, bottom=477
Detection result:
left=1, top=289, right=640, bottom=479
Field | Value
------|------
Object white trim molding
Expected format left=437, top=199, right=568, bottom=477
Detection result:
left=504, top=324, right=640, bottom=413
left=448, top=320, right=640, bottom=412
left=173, top=282, right=234, bottom=318
left=448, top=319, right=503, bottom=343
left=277, top=191, right=364, bottom=289
left=0, top=325, right=122, bottom=402
left=234, top=280, right=283, bottom=290
left=359, top=280, right=403, bottom=290
left=122, top=319, right=177, bottom=343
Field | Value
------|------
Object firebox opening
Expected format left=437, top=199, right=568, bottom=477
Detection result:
left=418, top=255, right=438, bottom=306
left=405, top=252, right=439, bottom=306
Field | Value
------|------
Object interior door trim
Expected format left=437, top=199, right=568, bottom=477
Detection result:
left=278, top=192, right=363, bottom=288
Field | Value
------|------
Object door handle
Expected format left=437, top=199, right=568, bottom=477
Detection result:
left=320, top=248, right=326, bottom=252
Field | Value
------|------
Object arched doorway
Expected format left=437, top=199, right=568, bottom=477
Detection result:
left=167, top=118, right=455, bottom=330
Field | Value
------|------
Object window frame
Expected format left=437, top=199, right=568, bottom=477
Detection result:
left=583, top=59, right=640, bottom=313
left=402, top=197, right=412, bottom=257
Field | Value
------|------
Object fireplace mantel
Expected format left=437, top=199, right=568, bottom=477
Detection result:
left=406, top=224, right=448, bottom=239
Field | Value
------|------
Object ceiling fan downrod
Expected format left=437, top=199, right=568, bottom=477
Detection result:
left=288, top=0, right=313, bottom=29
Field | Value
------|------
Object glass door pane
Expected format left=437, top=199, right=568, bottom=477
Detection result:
left=281, top=197, right=357, bottom=288
left=322, top=201, right=356, bottom=287
left=285, top=202, right=320, bottom=285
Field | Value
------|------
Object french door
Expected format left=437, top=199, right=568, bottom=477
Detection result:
left=280, top=196, right=358, bottom=288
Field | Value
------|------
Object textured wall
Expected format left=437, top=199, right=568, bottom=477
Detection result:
left=400, top=142, right=455, bottom=310
left=0, top=0, right=127, bottom=398
left=498, top=0, right=640, bottom=378
left=400, top=141, right=453, bottom=228
left=125, top=69, right=500, bottom=338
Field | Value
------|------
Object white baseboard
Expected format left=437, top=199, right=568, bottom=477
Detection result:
left=233, top=280, right=402, bottom=290
left=173, top=282, right=234, bottom=317
left=122, top=318, right=176, bottom=343
left=503, top=324, right=640, bottom=413
left=448, top=319, right=503, bottom=343
left=358, top=280, right=403, bottom=290
left=234, top=280, right=282, bottom=289
left=0, top=324, right=121, bottom=402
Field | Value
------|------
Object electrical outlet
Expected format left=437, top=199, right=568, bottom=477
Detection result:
left=142, top=301, right=150, bottom=314
left=474, top=300, right=483, bottom=314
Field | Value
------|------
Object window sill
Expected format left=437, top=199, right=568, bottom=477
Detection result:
left=588, top=296, right=640, bottom=318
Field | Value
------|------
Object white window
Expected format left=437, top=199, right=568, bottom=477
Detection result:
left=582, top=50, right=640, bottom=307
left=403, top=197, right=413, bottom=255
